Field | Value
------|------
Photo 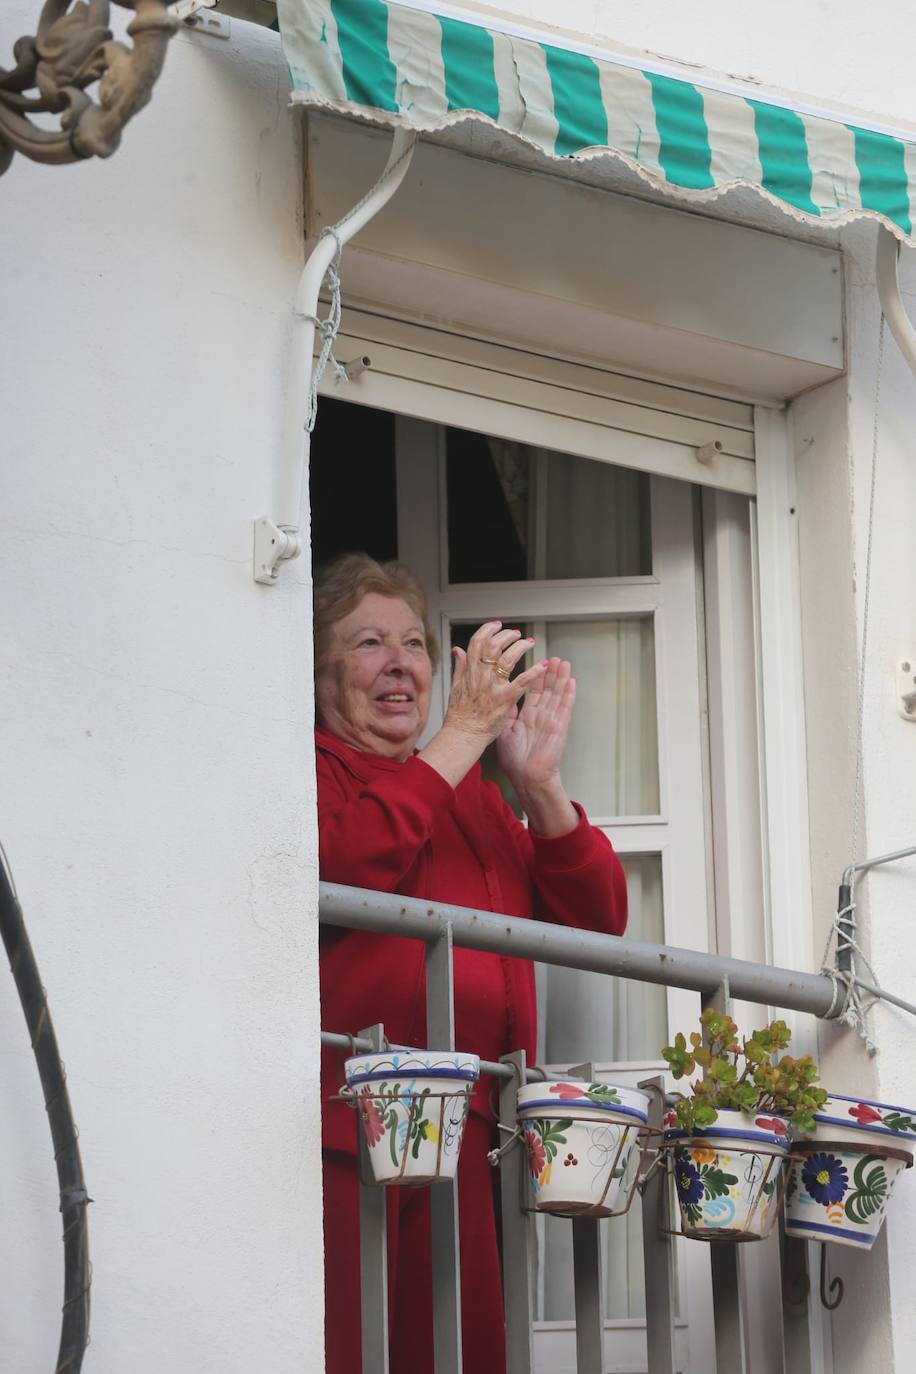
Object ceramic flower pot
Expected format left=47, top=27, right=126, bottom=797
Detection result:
left=344, top=1049, right=480, bottom=1186
left=784, top=1093, right=916, bottom=1248
left=516, top=1080, right=650, bottom=1217
left=663, top=1109, right=790, bottom=1240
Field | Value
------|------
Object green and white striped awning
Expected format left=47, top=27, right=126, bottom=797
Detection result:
left=276, top=0, right=916, bottom=244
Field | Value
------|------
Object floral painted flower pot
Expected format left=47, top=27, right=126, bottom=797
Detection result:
left=516, top=1080, right=650, bottom=1217
left=344, top=1050, right=480, bottom=1186
left=784, top=1093, right=916, bottom=1249
left=663, top=1109, right=790, bottom=1241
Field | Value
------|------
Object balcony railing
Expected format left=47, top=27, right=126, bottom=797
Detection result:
left=319, top=881, right=837, bottom=1374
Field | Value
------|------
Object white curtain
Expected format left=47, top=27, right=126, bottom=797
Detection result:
left=535, top=857, right=666, bottom=1321
left=532, top=457, right=664, bottom=1322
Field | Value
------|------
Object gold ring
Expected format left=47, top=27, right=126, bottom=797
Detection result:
left=492, top=663, right=511, bottom=679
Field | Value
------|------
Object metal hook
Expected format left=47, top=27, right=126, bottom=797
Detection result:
left=819, top=1245, right=844, bottom=1310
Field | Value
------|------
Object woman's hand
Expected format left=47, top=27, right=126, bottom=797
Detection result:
left=417, top=622, right=545, bottom=789
left=497, top=658, right=580, bottom=837
left=446, top=622, right=545, bottom=739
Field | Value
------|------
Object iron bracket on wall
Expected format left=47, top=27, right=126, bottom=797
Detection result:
left=0, top=1, right=177, bottom=178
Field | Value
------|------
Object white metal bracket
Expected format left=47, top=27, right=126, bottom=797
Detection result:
left=253, top=517, right=302, bottom=586
left=253, top=130, right=416, bottom=586
left=897, top=658, right=916, bottom=720
left=169, top=0, right=229, bottom=38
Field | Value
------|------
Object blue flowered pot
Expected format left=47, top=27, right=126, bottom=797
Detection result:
left=663, top=1108, right=790, bottom=1240
left=516, top=1080, right=650, bottom=1217
left=344, top=1050, right=480, bottom=1186
left=784, top=1093, right=915, bottom=1249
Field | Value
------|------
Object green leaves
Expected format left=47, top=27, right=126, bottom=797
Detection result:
left=661, top=1014, right=826, bottom=1135
left=586, top=1083, right=621, bottom=1104
left=661, top=1032, right=695, bottom=1079
left=699, top=1164, right=739, bottom=1198
left=845, top=1155, right=888, bottom=1223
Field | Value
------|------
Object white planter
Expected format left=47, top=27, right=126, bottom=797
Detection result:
left=784, top=1093, right=916, bottom=1249
left=663, top=1109, right=790, bottom=1241
left=344, top=1049, right=480, bottom=1186
left=516, top=1080, right=650, bottom=1217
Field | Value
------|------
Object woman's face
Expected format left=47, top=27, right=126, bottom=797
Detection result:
left=316, top=592, right=433, bottom=760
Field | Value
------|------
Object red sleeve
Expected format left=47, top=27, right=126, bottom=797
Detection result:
left=317, top=748, right=456, bottom=891
left=491, top=789, right=628, bottom=937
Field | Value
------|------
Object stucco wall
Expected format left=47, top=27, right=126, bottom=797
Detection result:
left=5, top=5, right=916, bottom=1373
left=468, top=1, right=916, bottom=129
left=843, top=225, right=916, bottom=1371
left=0, top=12, right=321, bottom=1372
left=792, top=225, right=916, bottom=1373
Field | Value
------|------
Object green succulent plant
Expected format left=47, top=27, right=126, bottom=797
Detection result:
left=661, top=1009, right=828, bottom=1137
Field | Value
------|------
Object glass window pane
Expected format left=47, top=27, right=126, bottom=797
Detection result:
left=537, top=854, right=668, bottom=1323
left=446, top=432, right=651, bottom=583
left=446, top=430, right=530, bottom=582
left=448, top=619, right=659, bottom=820
left=541, top=855, right=666, bottom=1065
left=545, top=454, right=651, bottom=578
left=545, top=619, right=659, bottom=818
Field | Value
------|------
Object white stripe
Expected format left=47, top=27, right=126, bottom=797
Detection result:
left=702, top=86, right=763, bottom=190
left=801, top=114, right=862, bottom=217
left=276, top=0, right=347, bottom=102
left=507, top=37, right=559, bottom=156
left=386, top=4, right=448, bottom=121
left=596, top=63, right=663, bottom=179
left=903, top=143, right=916, bottom=233
left=491, top=30, right=524, bottom=135
left=387, top=0, right=916, bottom=146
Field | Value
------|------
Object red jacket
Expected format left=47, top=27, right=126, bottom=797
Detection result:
left=316, top=727, right=628, bottom=1152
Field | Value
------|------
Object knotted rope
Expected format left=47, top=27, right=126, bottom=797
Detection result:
left=300, top=226, right=348, bottom=435
left=818, top=897, right=878, bottom=1053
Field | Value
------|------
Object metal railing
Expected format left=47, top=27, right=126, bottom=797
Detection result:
left=319, top=881, right=837, bottom=1374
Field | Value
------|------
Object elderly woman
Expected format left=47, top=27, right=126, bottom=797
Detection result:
left=316, top=553, right=627, bottom=1374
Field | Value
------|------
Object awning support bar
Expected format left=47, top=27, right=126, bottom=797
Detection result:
left=876, top=226, right=916, bottom=380
left=253, top=128, right=418, bottom=584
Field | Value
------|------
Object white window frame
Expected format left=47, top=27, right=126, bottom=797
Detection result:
left=395, top=414, right=716, bottom=1373
left=317, top=325, right=823, bottom=1370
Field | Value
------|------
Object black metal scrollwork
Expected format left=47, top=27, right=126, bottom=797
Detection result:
left=0, top=1, right=177, bottom=176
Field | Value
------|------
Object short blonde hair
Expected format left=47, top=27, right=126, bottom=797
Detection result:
left=313, top=553, right=440, bottom=671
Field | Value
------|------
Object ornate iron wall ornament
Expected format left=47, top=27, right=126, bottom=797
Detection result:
left=0, top=1, right=177, bottom=177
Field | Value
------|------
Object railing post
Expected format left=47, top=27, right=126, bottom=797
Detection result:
left=569, top=1061, right=604, bottom=1374
left=357, top=1022, right=390, bottom=1374
left=780, top=1217, right=815, bottom=1374
left=638, top=1074, right=677, bottom=1374
left=426, top=926, right=462, bottom=1374
left=704, top=980, right=749, bottom=1374
left=498, top=1050, right=535, bottom=1374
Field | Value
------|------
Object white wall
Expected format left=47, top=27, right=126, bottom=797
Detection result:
left=843, top=223, right=916, bottom=1372
left=792, top=221, right=916, bottom=1373
left=0, top=12, right=322, bottom=1372
left=467, top=0, right=916, bottom=128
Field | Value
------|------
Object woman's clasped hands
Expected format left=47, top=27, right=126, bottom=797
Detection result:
left=420, top=621, right=579, bottom=837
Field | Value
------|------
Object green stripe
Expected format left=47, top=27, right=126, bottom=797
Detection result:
left=439, top=15, right=499, bottom=120
left=647, top=74, right=714, bottom=189
left=542, top=46, right=608, bottom=156
left=747, top=100, right=818, bottom=217
left=330, top=0, right=398, bottom=114
left=852, top=126, right=912, bottom=235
